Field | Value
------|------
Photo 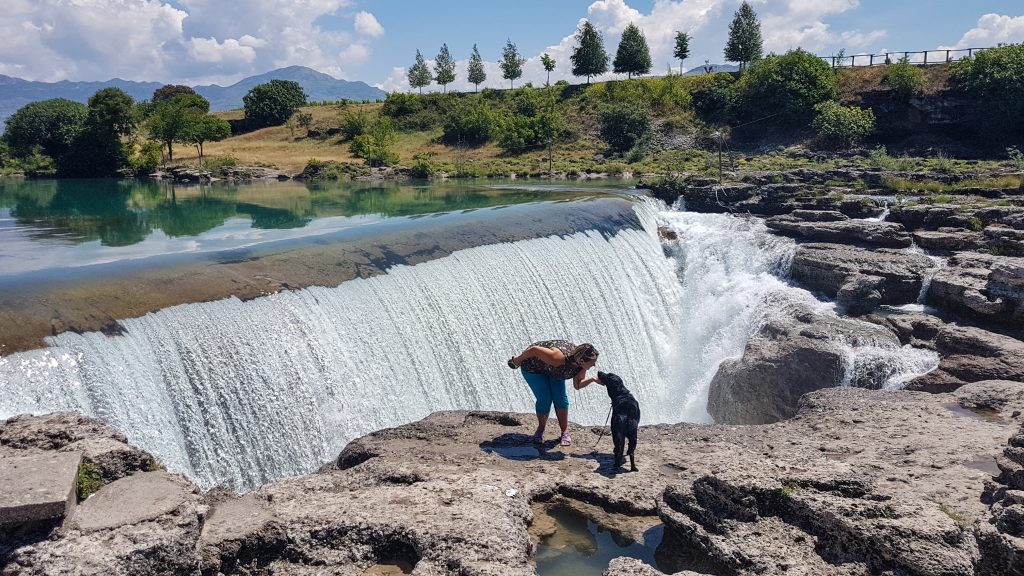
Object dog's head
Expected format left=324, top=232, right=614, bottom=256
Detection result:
left=597, top=371, right=629, bottom=400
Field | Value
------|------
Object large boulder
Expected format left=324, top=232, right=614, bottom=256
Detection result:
left=707, top=299, right=905, bottom=424
left=893, top=320, right=1024, bottom=393
left=790, top=243, right=935, bottom=307
left=912, top=229, right=987, bottom=253
left=927, top=252, right=1024, bottom=325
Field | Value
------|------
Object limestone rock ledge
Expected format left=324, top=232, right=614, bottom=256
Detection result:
left=4, top=381, right=1024, bottom=575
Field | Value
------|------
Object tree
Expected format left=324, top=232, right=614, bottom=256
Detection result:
left=243, top=80, right=307, bottom=128
left=85, top=87, right=138, bottom=138
left=2, top=99, right=87, bottom=158
left=467, top=44, right=487, bottom=92
left=571, top=20, right=609, bottom=84
left=59, top=88, right=137, bottom=177
left=674, top=32, right=691, bottom=75
left=182, top=114, right=232, bottom=159
left=599, top=102, right=651, bottom=153
left=434, top=43, right=456, bottom=92
left=152, top=84, right=196, bottom=103
left=408, top=50, right=432, bottom=94
left=500, top=39, right=525, bottom=89
left=541, top=53, right=556, bottom=85
left=613, top=23, right=652, bottom=79
left=736, top=49, right=836, bottom=126
left=725, top=1, right=763, bottom=70
left=146, top=92, right=210, bottom=161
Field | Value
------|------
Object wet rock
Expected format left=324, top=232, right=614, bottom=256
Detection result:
left=789, top=210, right=848, bottom=222
left=836, top=274, right=883, bottom=315
left=766, top=214, right=912, bottom=248
left=790, top=243, right=934, bottom=306
left=707, top=298, right=901, bottom=424
left=927, top=252, right=1024, bottom=325
left=934, top=325, right=1024, bottom=384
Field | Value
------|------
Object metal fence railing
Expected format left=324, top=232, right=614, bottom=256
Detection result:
left=819, top=48, right=990, bottom=68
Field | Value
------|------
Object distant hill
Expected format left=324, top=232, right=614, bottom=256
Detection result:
left=683, top=63, right=741, bottom=76
left=0, top=66, right=386, bottom=125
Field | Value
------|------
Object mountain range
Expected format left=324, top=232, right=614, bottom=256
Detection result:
left=0, top=66, right=387, bottom=125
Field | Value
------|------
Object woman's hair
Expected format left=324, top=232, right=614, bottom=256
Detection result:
left=571, top=343, right=599, bottom=364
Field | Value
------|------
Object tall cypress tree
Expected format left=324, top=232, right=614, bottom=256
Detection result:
left=725, top=1, right=763, bottom=70
left=571, top=21, right=609, bottom=85
left=674, top=32, right=691, bottom=75
left=500, top=39, right=525, bottom=89
left=613, top=23, right=652, bottom=79
left=408, top=50, right=432, bottom=94
left=467, top=44, right=487, bottom=92
left=434, top=44, right=456, bottom=93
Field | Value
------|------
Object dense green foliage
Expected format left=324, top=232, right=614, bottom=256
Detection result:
left=59, top=88, right=138, bottom=177
left=571, top=21, right=609, bottom=83
left=146, top=92, right=211, bottom=161
left=541, top=53, right=556, bottom=85
left=811, top=101, right=876, bottom=147
left=434, top=44, right=456, bottom=92
left=243, top=80, right=307, bottom=128
left=408, top=50, right=433, bottom=93
left=152, top=85, right=196, bottom=103
left=952, top=43, right=1024, bottom=133
left=349, top=117, right=399, bottom=166
left=613, top=24, right=652, bottom=79
left=725, top=1, right=763, bottom=69
left=442, top=98, right=495, bottom=145
left=339, top=108, right=374, bottom=140
left=182, top=114, right=231, bottom=158
left=883, top=57, right=925, bottom=99
left=599, top=102, right=651, bottom=153
left=673, top=32, right=691, bottom=75
left=2, top=98, right=87, bottom=158
left=690, top=73, right=736, bottom=124
left=736, top=49, right=836, bottom=126
left=468, top=45, right=487, bottom=91
left=500, top=40, right=525, bottom=88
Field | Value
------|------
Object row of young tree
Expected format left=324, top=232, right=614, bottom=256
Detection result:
left=405, top=1, right=764, bottom=92
left=1, top=79, right=308, bottom=177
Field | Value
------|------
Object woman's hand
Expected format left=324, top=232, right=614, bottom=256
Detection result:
left=573, top=376, right=598, bottom=390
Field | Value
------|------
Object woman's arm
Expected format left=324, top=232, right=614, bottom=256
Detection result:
left=573, top=371, right=598, bottom=390
left=513, top=346, right=565, bottom=367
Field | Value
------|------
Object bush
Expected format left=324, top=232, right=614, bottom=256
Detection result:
left=349, top=117, right=399, bottom=167
left=339, top=109, right=374, bottom=140
left=690, top=73, right=737, bottom=123
left=883, top=57, right=925, bottom=99
left=952, top=43, right=1024, bottom=133
left=735, top=49, right=837, bottom=126
left=129, top=140, right=163, bottom=175
left=410, top=153, right=438, bottom=178
left=599, top=102, right=652, bottom=153
left=812, top=101, right=875, bottom=147
left=3, top=98, right=88, bottom=158
left=243, top=80, right=307, bottom=128
left=442, top=98, right=495, bottom=145
left=380, top=92, right=450, bottom=131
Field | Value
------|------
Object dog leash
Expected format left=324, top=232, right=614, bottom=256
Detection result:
left=593, top=405, right=612, bottom=448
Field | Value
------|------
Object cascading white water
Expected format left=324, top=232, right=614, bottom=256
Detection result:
left=0, top=198, right=939, bottom=491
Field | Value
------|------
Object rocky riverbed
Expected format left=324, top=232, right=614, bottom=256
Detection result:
left=2, top=380, right=1024, bottom=576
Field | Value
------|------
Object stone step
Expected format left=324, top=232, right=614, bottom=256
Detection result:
left=0, top=451, right=81, bottom=530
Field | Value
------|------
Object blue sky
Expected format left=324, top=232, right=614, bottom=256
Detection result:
left=0, top=1, right=1022, bottom=90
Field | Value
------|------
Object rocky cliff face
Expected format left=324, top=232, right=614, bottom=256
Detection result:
left=4, top=380, right=1024, bottom=576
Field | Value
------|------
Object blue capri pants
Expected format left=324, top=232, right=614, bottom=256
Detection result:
left=521, top=368, right=569, bottom=413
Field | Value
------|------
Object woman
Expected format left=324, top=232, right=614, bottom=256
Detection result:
left=508, top=341, right=599, bottom=446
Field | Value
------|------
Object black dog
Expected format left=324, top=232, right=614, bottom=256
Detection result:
left=597, top=371, right=640, bottom=472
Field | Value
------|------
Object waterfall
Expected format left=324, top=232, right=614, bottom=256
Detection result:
left=0, top=199, right=938, bottom=492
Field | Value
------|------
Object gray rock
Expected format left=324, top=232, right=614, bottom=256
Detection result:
left=913, top=229, right=987, bottom=252
left=790, top=210, right=848, bottom=222
left=836, top=274, right=883, bottom=315
left=790, top=243, right=934, bottom=305
left=927, top=252, right=1024, bottom=325
left=0, top=452, right=80, bottom=529
left=72, top=471, right=194, bottom=533
left=766, top=215, right=912, bottom=248
left=986, top=226, right=1024, bottom=257
left=707, top=299, right=901, bottom=424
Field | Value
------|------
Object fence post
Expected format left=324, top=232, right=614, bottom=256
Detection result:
left=946, top=50, right=951, bottom=62
left=969, top=49, right=973, bottom=57
left=924, top=51, right=928, bottom=65
left=870, top=54, right=874, bottom=66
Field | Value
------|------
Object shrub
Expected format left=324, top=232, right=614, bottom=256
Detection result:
left=442, top=98, right=495, bottom=145
left=243, top=80, right=307, bottom=128
left=410, top=153, right=438, bottom=178
left=1008, top=146, right=1024, bottom=171
left=599, top=102, right=652, bottom=153
left=349, top=117, right=399, bottom=167
left=883, top=57, right=925, bottom=99
left=339, top=109, right=374, bottom=140
left=869, top=146, right=916, bottom=171
left=952, top=43, right=1024, bottom=133
left=3, top=98, right=88, bottom=158
left=735, top=48, right=837, bottom=126
left=495, top=111, right=561, bottom=151
left=690, top=73, right=737, bottom=123
left=811, top=101, right=875, bottom=148
left=129, top=140, right=163, bottom=175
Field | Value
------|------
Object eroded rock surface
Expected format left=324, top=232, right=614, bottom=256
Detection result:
left=765, top=214, right=912, bottom=248
left=789, top=243, right=934, bottom=309
left=6, top=383, right=1024, bottom=576
left=928, top=252, right=1024, bottom=326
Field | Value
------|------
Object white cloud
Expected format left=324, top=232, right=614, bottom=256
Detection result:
left=0, top=0, right=381, bottom=85
left=943, top=14, right=1024, bottom=50
left=354, top=11, right=384, bottom=38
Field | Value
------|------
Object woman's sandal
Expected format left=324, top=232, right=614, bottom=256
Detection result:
left=531, top=431, right=544, bottom=444
left=560, top=432, right=572, bottom=447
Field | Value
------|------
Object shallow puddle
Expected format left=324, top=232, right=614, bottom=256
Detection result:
left=944, top=403, right=1004, bottom=423
left=964, top=454, right=1001, bottom=476
left=361, top=562, right=413, bottom=575
left=532, top=501, right=714, bottom=576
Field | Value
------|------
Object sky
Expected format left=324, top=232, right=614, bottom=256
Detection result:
left=0, top=0, right=1022, bottom=92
